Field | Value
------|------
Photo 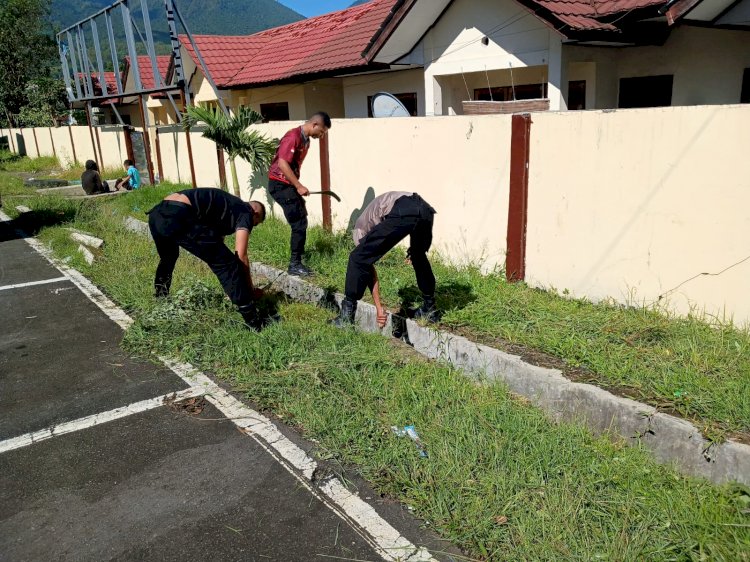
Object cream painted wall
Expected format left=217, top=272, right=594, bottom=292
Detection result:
left=327, top=115, right=512, bottom=269
left=304, top=79, right=345, bottom=118
left=32, top=127, right=54, bottom=157
left=525, top=105, right=750, bottom=326
left=565, top=26, right=750, bottom=108
left=342, top=69, right=425, bottom=117
left=157, top=126, right=194, bottom=186
left=230, top=85, right=308, bottom=120
left=50, top=127, right=76, bottom=165
left=420, top=0, right=552, bottom=115
left=69, top=126, right=97, bottom=166
left=97, top=127, right=128, bottom=170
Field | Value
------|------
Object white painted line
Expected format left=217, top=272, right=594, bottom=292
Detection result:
left=0, top=277, right=68, bottom=291
left=0, top=387, right=204, bottom=454
left=4, top=210, right=438, bottom=562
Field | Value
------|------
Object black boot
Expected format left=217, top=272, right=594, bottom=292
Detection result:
left=331, top=298, right=357, bottom=327
left=413, top=295, right=439, bottom=322
left=154, top=283, right=170, bottom=299
left=288, top=253, right=313, bottom=277
left=238, top=303, right=264, bottom=331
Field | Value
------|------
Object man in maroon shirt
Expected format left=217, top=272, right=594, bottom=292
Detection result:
left=268, top=112, right=331, bottom=276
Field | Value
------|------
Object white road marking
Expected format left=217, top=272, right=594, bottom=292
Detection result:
left=0, top=277, right=68, bottom=291
left=0, top=209, right=438, bottom=562
left=0, top=387, right=204, bottom=454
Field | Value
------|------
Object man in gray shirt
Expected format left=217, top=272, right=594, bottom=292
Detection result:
left=332, top=191, right=437, bottom=327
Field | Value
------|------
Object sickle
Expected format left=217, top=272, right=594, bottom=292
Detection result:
left=307, top=190, right=341, bottom=202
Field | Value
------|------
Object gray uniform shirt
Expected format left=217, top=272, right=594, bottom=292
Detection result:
left=352, top=191, right=413, bottom=246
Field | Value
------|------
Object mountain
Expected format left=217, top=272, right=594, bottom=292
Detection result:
left=53, top=0, right=304, bottom=52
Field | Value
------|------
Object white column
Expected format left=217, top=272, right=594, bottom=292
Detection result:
left=424, top=70, right=443, bottom=116
left=547, top=32, right=568, bottom=111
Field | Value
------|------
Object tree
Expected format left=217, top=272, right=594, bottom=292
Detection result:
left=0, top=0, right=58, bottom=124
left=17, top=77, right=68, bottom=127
left=183, top=105, right=277, bottom=197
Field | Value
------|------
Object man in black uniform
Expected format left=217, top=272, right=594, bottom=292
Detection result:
left=332, top=191, right=438, bottom=328
left=147, top=188, right=267, bottom=330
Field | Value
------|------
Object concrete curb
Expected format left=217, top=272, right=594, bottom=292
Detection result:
left=125, top=217, right=749, bottom=486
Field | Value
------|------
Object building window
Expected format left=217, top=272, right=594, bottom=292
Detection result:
left=741, top=68, right=750, bottom=104
left=260, top=102, right=290, bottom=122
left=367, top=93, right=418, bottom=117
left=618, top=75, right=673, bottom=108
left=567, top=80, right=586, bottom=110
left=474, top=83, right=547, bottom=102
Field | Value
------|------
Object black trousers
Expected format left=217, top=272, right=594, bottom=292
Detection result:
left=345, top=194, right=436, bottom=301
left=147, top=200, right=252, bottom=307
left=268, top=179, right=307, bottom=258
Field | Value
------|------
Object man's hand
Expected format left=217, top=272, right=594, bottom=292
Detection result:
left=296, top=184, right=310, bottom=197
left=376, top=307, right=388, bottom=329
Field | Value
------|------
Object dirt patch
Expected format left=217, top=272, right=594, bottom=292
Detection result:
left=163, top=394, right=207, bottom=416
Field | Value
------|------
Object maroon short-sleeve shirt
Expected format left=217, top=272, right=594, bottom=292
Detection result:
left=268, top=126, right=309, bottom=184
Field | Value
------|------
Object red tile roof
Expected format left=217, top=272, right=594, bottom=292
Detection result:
left=77, top=72, right=120, bottom=96
left=528, top=0, right=666, bottom=31
left=124, top=55, right=172, bottom=89
left=181, top=0, right=397, bottom=88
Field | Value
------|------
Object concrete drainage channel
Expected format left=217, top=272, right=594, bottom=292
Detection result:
left=119, top=216, right=749, bottom=486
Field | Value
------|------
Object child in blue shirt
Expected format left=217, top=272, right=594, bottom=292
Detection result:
left=116, top=159, right=141, bottom=190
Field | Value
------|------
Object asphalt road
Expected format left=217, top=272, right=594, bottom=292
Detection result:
left=0, top=213, right=460, bottom=562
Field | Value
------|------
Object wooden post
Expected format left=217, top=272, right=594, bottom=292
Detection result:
left=154, top=127, right=164, bottom=183
left=505, top=113, right=532, bottom=282
left=319, top=132, right=332, bottom=232
left=137, top=96, right=155, bottom=184
left=217, top=147, right=227, bottom=190
left=68, top=125, right=78, bottom=165
left=180, top=97, right=197, bottom=189
left=31, top=128, right=40, bottom=157
left=123, top=126, right=134, bottom=162
left=49, top=127, right=56, bottom=160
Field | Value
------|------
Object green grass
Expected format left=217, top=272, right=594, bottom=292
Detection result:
left=0, top=152, right=58, bottom=173
left=7, top=191, right=749, bottom=561
left=14, top=181, right=748, bottom=441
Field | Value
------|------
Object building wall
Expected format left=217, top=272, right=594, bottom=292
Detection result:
left=304, top=78, right=345, bottom=118
left=566, top=26, right=750, bottom=108
left=420, top=0, right=552, bottom=115
left=525, top=104, right=750, bottom=325
left=342, top=69, right=425, bottom=117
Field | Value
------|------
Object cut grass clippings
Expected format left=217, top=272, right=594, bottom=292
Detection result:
left=5, top=189, right=749, bottom=561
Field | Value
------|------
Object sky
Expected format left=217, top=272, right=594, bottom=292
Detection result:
left=278, top=1, right=362, bottom=17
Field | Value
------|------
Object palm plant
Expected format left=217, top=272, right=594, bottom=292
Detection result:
left=183, top=105, right=277, bottom=197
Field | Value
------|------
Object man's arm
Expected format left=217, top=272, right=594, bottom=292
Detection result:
left=278, top=159, right=309, bottom=196
left=369, top=266, right=387, bottom=328
left=234, top=229, right=256, bottom=294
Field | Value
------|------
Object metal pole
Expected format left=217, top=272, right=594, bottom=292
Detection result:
left=165, top=0, right=186, bottom=93
left=77, top=26, right=96, bottom=98
left=66, top=31, right=83, bottom=99
left=140, top=0, right=164, bottom=88
left=104, top=9, right=124, bottom=94
left=171, top=0, right=227, bottom=114
left=90, top=19, right=108, bottom=96
left=121, top=0, right=142, bottom=91
left=58, top=41, right=74, bottom=103
left=110, top=102, right=127, bottom=127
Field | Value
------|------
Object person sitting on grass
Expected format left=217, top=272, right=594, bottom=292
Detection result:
left=147, top=188, right=268, bottom=331
left=332, top=191, right=439, bottom=329
left=80, top=160, right=111, bottom=195
left=115, top=159, right=141, bottom=191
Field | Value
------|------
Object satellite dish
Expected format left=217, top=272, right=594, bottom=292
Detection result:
left=371, top=92, right=411, bottom=118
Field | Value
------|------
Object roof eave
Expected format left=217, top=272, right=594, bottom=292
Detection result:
left=224, top=62, right=392, bottom=91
